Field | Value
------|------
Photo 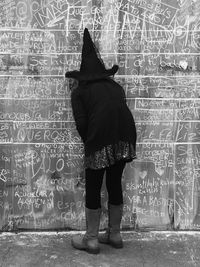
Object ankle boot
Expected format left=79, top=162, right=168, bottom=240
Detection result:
left=99, top=204, right=123, bottom=248
left=71, top=208, right=101, bottom=254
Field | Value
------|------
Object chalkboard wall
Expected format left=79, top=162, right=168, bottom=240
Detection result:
left=0, top=0, right=200, bottom=231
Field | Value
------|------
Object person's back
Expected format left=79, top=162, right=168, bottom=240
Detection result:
left=86, top=78, right=125, bottom=105
left=74, top=78, right=136, bottom=157
left=78, top=78, right=125, bottom=117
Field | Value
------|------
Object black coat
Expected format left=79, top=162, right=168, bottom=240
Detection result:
left=71, top=78, right=137, bottom=157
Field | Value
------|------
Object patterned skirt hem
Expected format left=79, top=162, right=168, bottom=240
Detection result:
left=85, top=141, right=136, bottom=170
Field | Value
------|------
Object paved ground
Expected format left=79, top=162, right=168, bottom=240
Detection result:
left=0, top=231, right=199, bottom=266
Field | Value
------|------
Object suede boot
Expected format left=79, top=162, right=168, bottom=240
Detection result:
left=71, top=208, right=101, bottom=254
left=98, top=204, right=123, bottom=248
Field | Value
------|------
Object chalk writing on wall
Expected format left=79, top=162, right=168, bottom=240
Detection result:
left=0, top=0, right=199, bottom=231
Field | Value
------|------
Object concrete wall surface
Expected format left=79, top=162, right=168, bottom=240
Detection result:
left=0, top=0, right=199, bottom=231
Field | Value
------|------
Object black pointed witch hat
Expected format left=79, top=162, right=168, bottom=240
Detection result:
left=65, top=28, right=118, bottom=81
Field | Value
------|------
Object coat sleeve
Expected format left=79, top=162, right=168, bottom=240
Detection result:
left=71, top=89, right=87, bottom=143
left=120, top=85, right=127, bottom=103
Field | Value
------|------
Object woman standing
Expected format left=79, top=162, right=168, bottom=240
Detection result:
left=65, top=28, right=137, bottom=254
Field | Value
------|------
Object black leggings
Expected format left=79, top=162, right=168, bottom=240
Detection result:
left=85, top=161, right=126, bottom=209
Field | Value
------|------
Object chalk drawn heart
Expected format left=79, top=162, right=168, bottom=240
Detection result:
left=179, top=60, right=188, bottom=70
left=155, top=167, right=164, bottom=176
left=139, top=170, right=147, bottom=179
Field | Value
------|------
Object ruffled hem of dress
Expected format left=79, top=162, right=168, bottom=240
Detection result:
left=85, top=141, right=136, bottom=170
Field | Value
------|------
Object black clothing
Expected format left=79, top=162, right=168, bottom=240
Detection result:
left=85, top=141, right=135, bottom=169
left=85, top=161, right=126, bottom=209
left=67, top=28, right=133, bottom=246
left=71, top=78, right=137, bottom=165
left=65, top=28, right=118, bottom=81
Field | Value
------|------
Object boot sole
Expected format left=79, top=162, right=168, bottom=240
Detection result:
left=109, top=241, right=123, bottom=249
left=99, top=239, right=123, bottom=249
left=71, top=241, right=100, bottom=254
left=86, top=247, right=100, bottom=254
left=72, top=246, right=100, bottom=254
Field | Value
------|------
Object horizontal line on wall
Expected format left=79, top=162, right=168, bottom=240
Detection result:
left=0, top=29, right=197, bottom=32
left=0, top=142, right=83, bottom=145
left=0, top=96, right=197, bottom=99
left=0, top=142, right=198, bottom=145
left=0, top=121, right=74, bottom=123
left=11, top=127, right=75, bottom=131
left=0, top=97, right=199, bottom=100
left=0, top=121, right=199, bottom=124
left=136, top=120, right=200, bottom=122
left=0, top=52, right=199, bottom=55
left=137, top=142, right=200, bottom=145
left=126, top=85, right=200, bottom=87
left=0, top=75, right=199, bottom=78
left=135, top=108, right=199, bottom=111
left=134, top=97, right=200, bottom=100
left=0, top=98, right=71, bottom=100
left=0, top=120, right=199, bottom=123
